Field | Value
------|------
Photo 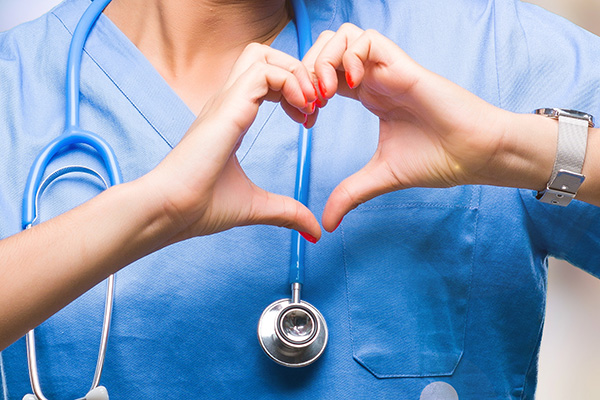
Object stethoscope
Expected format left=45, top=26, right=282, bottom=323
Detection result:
left=21, top=0, right=325, bottom=398
left=256, top=0, right=328, bottom=368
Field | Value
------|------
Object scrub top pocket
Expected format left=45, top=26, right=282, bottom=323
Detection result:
left=341, top=187, right=478, bottom=378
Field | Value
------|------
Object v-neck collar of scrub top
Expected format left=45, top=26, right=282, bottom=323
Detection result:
left=50, top=0, right=338, bottom=159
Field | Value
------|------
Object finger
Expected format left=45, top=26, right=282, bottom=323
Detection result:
left=302, top=30, right=336, bottom=108
left=246, top=188, right=322, bottom=242
left=228, top=43, right=317, bottom=104
left=341, top=29, right=385, bottom=90
left=343, top=30, right=422, bottom=97
left=321, top=159, right=398, bottom=232
left=303, top=107, right=319, bottom=129
left=302, top=30, right=336, bottom=69
left=313, top=23, right=365, bottom=102
left=280, top=98, right=308, bottom=125
left=248, top=63, right=308, bottom=110
left=191, top=64, right=310, bottom=169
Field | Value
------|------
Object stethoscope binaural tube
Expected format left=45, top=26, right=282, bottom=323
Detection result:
left=257, top=0, right=329, bottom=368
left=22, top=0, right=119, bottom=399
left=24, top=167, right=115, bottom=400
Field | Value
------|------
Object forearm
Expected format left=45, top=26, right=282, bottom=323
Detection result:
left=0, top=174, right=179, bottom=350
left=482, top=110, right=600, bottom=207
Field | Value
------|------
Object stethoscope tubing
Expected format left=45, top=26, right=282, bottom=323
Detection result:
left=24, top=166, right=115, bottom=400
left=22, top=0, right=120, bottom=398
left=289, top=0, right=314, bottom=286
left=66, top=0, right=113, bottom=130
left=22, top=130, right=122, bottom=229
left=23, top=0, right=316, bottom=396
left=257, top=0, right=327, bottom=369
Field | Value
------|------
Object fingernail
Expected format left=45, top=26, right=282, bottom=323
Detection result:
left=345, top=71, right=355, bottom=89
left=312, top=82, right=319, bottom=98
left=309, top=101, right=316, bottom=113
left=318, top=79, right=327, bottom=98
left=315, top=97, right=324, bottom=108
left=303, top=92, right=308, bottom=108
left=300, top=232, right=318, bottom=244
left=334, top=217, right=343, bottom=230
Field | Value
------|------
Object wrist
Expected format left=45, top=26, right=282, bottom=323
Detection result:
left=131, top=168, right=196, bottom=247
left=484, top=111, right=557, bottom=191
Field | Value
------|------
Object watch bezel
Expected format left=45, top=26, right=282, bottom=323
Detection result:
left=534, top=108, right=595, bottom=127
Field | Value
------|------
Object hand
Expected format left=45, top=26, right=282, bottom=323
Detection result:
left=304, top=24, right=514, bottom=231
left=148, top=43, right=321, bottom=242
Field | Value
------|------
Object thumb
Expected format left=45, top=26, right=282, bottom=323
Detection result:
left=322, top=160, right=398, bottom=232
left=246, top=188, right=322, bottom=242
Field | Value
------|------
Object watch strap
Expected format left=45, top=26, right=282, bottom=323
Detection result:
left=550, top=115, right=588, bottom=181
left=537, top=115, right=589, bottom=206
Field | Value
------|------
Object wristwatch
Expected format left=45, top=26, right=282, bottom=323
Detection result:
left=534, top=108, right=595, bottom=206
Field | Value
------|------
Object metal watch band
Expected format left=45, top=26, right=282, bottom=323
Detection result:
left=537, top=113, right=590, bottom=206
left=550, top=116, right=588, bottom=182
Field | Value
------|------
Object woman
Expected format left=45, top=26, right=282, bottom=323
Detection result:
left=1, top=0, right=599, bottom=398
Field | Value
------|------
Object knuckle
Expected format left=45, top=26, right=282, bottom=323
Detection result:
left=317, top=30, right=335, bottom=41
left=287, top=60, right=302, bottom=75
left=243, top=42, right=266, bottom=57
left=291, top=204, right=302, bottom=227
left=364, top=28, right=380, bottom=38
left=339, top=185, right=362, bottom=210
left=278, top=198, right=297, bottom=229
left=339, top=22, right=356, bottom=31
left=248, top=61, right=266, bottom=75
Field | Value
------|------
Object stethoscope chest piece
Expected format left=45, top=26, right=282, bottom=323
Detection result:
left=258, top=297, right=328, bottom=368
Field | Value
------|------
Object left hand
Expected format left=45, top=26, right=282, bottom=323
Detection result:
left=303, top=24, right=512, bottom=231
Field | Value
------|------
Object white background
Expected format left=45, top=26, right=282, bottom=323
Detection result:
left=1, top=1, right=599, bottom=398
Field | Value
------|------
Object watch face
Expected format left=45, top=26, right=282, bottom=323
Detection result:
left=534, top=108, right=595, bottom=127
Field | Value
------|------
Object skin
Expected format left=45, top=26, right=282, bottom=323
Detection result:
left=302, top=24, right=600, bottom=231
left=0, top=0, right=318, bottom=350
left=104, top=0, right=294, bottom=115
left=1, top=3, right=598, bottom=350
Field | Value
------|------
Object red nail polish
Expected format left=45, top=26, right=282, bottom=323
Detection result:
left=334, top=218, right=343, bottom=230
left=309, top=101, right=316, bottom=113
left=315, top=97, right=324, bottom=108
left=318, top=79, right=327, bottom=98
left=345, top=71, right=355, bottom=89
left=300, top=232, right=318, bottom=244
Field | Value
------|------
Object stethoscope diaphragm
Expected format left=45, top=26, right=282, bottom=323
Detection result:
left=257, top=298, right=328, bottom=367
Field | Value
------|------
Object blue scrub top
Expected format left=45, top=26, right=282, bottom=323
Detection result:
left=1, top=0, right=600, bottom=399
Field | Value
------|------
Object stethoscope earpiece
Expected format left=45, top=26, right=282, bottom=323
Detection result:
left=85, top=385, right=109, bottom=400
left=21, top=0, right=122, bottom=399
left=23, top=0, right=317, bottom=396
left=23, top=385, right=109, bottom=400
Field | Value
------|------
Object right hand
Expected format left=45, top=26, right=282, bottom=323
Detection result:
left=0, top=43, right=323, bottom=351
left=146, top=43, right=322, bottom=243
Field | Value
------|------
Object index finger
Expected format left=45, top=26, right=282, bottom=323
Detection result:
left=302, top=30, right=335, bottom=107
left=310, top=24, right=365, bottom=101
left=226, top=43, right=318, bottom=108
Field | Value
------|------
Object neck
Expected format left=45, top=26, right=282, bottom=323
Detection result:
left=104, top=0, right=291, bottom=114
